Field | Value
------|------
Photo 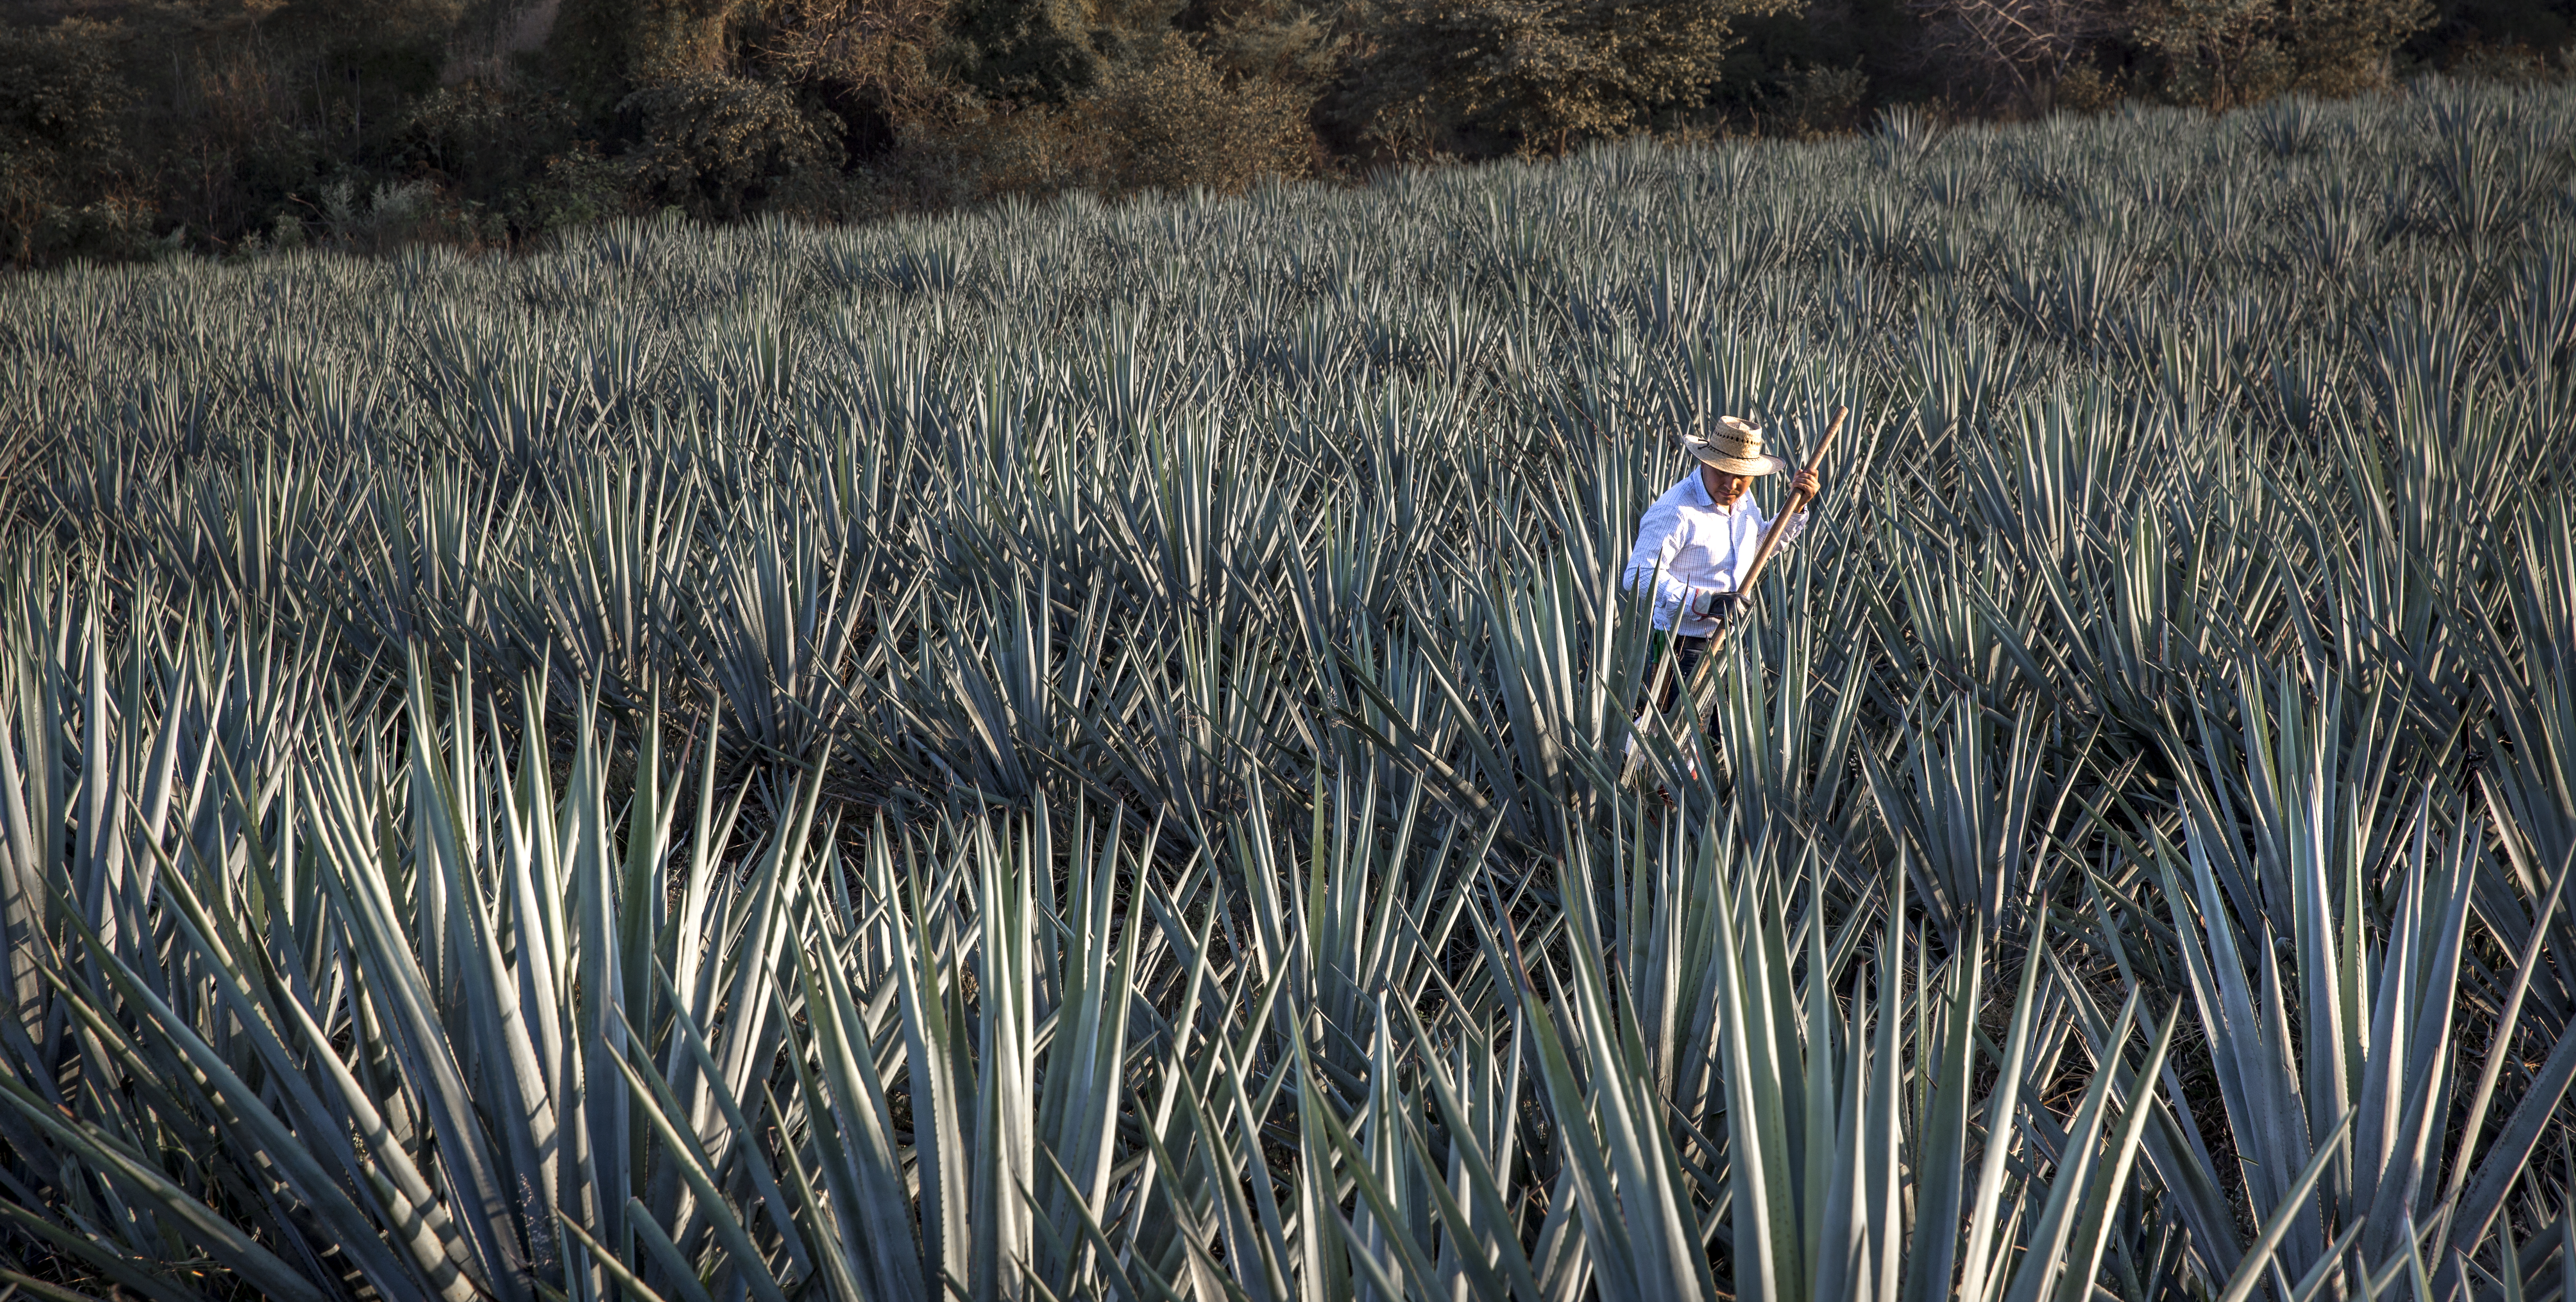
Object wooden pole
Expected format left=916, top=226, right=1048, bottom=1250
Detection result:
left=1621, top=405, right=1852, bottom=792
left=1732, top=404, right=1849, bottom=597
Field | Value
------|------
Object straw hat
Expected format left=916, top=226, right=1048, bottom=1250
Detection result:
left=1680, top=416, right=1788, bottom=477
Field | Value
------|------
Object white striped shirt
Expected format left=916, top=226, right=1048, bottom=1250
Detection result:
left=1622, top=473, right=1805, bottom=636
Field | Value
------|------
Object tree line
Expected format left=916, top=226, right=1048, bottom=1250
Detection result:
left=0, top=0, right=2565, bottom=264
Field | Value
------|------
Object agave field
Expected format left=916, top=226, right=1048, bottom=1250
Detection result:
left=2, top=78, right=2574, bottom=1302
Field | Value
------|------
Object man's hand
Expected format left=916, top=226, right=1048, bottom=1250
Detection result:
left=1698, top=591, right=1744, bottom=623
left=1791, top=468, right=1822, bottom=499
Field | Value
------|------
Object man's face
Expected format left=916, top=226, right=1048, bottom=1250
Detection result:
left=1702, top=467, right=1754, bottom=507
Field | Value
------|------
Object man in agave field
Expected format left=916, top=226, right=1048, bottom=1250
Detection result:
left=1622, top=417, right=1820, bottom=782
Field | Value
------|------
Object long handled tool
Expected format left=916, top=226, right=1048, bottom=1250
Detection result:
left=1620, top=405, right=1851, bottom=792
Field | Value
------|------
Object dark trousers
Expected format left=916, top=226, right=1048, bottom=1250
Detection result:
left=1648, top=631, right=1711, bottom=713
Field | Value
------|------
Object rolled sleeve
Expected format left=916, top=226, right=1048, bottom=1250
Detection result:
left=1772, top=507, right=1806, bottom=552
left=1627, top=563, right=1703, bottom=630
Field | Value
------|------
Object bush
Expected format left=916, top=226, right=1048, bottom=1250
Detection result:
left=1763, top=59, right=1871, bottom=130
left=0, top=21, right=141, bottom=266
left=1902, top=0, right=2118, bottom=112
left=29, top=195, right=161, bottom=262
left=934, top=0, right=1108, bottom=102
left=763, top=0, right=959, bottom=114
left=2048, top=58, right=2125, bottom=109
left=2135, top=0, right=2430, bottom=104
left=1339, top=0, right=1796, bottom=154
left=299, top=175, right=465, bottom=252
left=547, top=0, right=765, bottom=113
left=2287, top=0, right=2437, bottom=92
left=619, top=70, right=846, bottom=218
left=524, top=141, right=643, bottom=231
left=1083, top=32, right=1318, bottom=191
left=1199, top=0, right=1348, bottom=84
left=395, top=82, right=584, bottom=190
left=394, top=80, right=634, bottom=241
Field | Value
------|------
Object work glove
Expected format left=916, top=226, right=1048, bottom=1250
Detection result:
left=1696, top=591, right=1745, bottom=625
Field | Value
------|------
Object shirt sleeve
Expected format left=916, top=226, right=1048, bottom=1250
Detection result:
left=1721, top=503, right=1806, bottom=592
left=1771, top=504, right=1807, bottom=553
left=1622, top=497, right=1709, bottom=628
